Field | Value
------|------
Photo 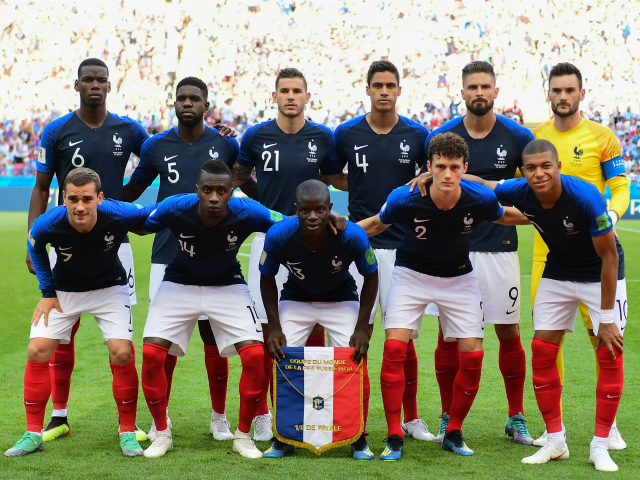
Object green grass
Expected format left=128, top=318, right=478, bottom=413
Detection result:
left=0, top=211, right=639, bottom=478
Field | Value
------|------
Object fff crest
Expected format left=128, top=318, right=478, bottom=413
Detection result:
left=312, top=396, right=325, bottom=411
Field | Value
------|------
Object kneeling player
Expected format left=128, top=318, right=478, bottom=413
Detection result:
left=260, top=180, right=378, bottom=460
left=140, top=160, right=282, bottom=459
left=468, top=140, right=626, bottom=472
left=358, top=132, right=527, bottom=460
left=5, top=168, right=154, bottom=458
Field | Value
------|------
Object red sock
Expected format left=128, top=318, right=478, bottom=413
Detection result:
left=402, top=340, right=419, bottom=422
left=111, top=357, right=138, bottom=433
left=24, top=360, right=51, bottom=433
left=380, top=339, right=408, bottom=438
left=305, top=333, right=325, bottom=347
left=595, top=346, right=624, bottom=437
left=164, top=354, right=178, bottom=405
left=237, top=344, right=265, bottom=433
left=142, top=343, right=169, bottom=431
left=531, top=338, right=562, bottom=433
left=434, top=336, right=459, bottom=415
left=499, top=335, right=526, bottom=417
left=255, top=331, right=272, bottom=416
left=50, top=317, right=80, bottom=410
left=363, top=359, right=370, bottom=432
left=447, top=350, right=484, bottom=434
left=204, top=345, right=228, bottom=414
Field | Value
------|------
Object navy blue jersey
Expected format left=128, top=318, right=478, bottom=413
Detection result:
left=145, top=195, right=282, bottom=286
left=260, top=218, right=378, bottom=302
left=379, top=181, right=504, bottom=277
left=334, top=115, right=430, bottom=249
left=38, top=112, right=148, bottom=203
left=28, top=200, right=154, bottom=297
left=494, top=176, right=624, bottom=282
left=236, top=119, right=342, bottom=215
left=129, top=126, right=240, bottom=264
left=427, top=115, right=533, bottom=252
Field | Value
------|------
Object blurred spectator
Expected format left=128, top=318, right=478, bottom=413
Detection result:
left=629, top=161, right=640, bottom=184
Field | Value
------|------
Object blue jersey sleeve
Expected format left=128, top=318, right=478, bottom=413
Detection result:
left=28, top=207, right=67, bottom=297
left=99, top=199, right=156, bottom=229
left=493, top=177, right=529, bottom=205
left=423, top=117, right=464, bottom=168
left=36, top=112, right=74, bottom=174
left=112, top=113, right=149, bottom=156
left=602, top=157, right=626, bottom=180
left=130, top=131, right=167, bottom=186
left=313, top=123, right=343, bottom=175
left=461, top=179, right=504, bottom=221
left=379, top=185, right=420, bottom=225
left=236, top=123, right=263, bottom=167
left=228, top=197, right=284, bottom=233
left=223, top=134, right=240, bottom=166
left=333, top=116, right=362, bottom=167
left=562, top=176, right=613, bottom=237
left=341, top=222, right=378, bottom=276
left=145, top=194, right=199, bottom=233
left=496, top=115, right=535, bottom=153
left=259, top=217, right=299, bottom=276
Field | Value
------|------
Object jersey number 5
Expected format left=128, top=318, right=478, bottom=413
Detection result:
left=262, top=150, right=280, bottom=172
left=167, top=162, right=179, bottom=183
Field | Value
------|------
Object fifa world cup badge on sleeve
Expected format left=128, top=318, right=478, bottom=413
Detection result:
left=273, top=346, right=364, bottom=455
left=365, top=248, right=376, bottom=265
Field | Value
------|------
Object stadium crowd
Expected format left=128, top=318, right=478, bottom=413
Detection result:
left=1, top=0, right=640, bottom=179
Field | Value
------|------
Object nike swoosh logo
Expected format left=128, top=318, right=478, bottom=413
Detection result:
left=506, top=310, right=516, bottom=315
left=217, top=375, right=228, bottom=380
left=507, top=374, right=522, bottom=378
left=49, top=363, right=62, bottom=366
left=435, top=370, right=446, bottom=374
left=607, top=394, right=620, bottom=399
left=414, top=218, right=430, bottom=223
left=59, top=247, right=72, bottom=251
left=407, top=380, right=417, bottom=385
left=150, top=399, right=163, bottom=405
left=263, top=143, right=277, bottom=149
left=25, top=402, right=37, bottom=405
left=354, top=145, right=368, bottom=150
left=164, top=155, right=178, bottom=162
left=464, top=391, right=475, bottom=396
left=122, top=399, right=135, bottom=404
left=180, top=234, right=194, bottom=238
left=69, top=140, right=83, bottom=146
left=534, top=384, right=549, bottom=390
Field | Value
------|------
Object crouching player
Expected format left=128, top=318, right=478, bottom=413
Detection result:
left=6, top=168, right=154, bottom=458
left=260, top=180, right=378, bottom=460
left=358, top=132, right=528, bottom=459
left=467, top=139, right=626, bottom=472
left=140, top=159, right=284, bottom=459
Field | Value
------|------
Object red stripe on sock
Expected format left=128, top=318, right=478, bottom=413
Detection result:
left=381, top=339, right=408, bottom=438
left=142, top=343, right=169, bottom=431
left=204, top=345, right=228, bottom=415
left=255, top=331, right=272, bottom=416
left=499, top=335, right=527, bottom=417
left=238, top=344, right=265, bottom=433
left=24, top=360, right=51, bottom=433
left=595, top=346, right=624, bottom=437
left=531, top=338, right=563, bottom=434
left=50, top=317, right=80, bottom=409
left=447, top=350, right=484, bottom=434
left=111, top=357, right=139, bottom=433
left=434, top=336, right=459, bottom=416
left=402, top=339, right=419, bottom=423
left=163, top=354, right=178, bottom=405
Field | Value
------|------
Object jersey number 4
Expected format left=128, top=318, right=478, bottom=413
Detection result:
left=355, top=153, right=368, bottom=173
left=262, top=150, right=280, bottom=172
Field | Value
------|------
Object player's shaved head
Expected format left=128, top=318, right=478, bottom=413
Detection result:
left=295, top=179, right=330, bottom=205
left=176, top=76, right=208, bottom=100
left=199, top=159, right=232, bottom=183
left=522, top=139, right=559, bottom=164
left=63, top=167, right=102, bottom=193
left=78, top=58, right=108, bottom=78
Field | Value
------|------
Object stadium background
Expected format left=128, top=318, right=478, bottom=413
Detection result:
left=1, top=0, right=639, bottom=477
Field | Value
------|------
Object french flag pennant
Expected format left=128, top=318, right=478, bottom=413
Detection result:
left=273, top=346, right=364, bottom=455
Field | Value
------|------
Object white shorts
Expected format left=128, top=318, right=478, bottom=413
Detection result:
left=279, top=300, right=359, bottom=348
left=385, top=266, right=484, bottom=340
left=149, top=263, right=207, bottom=321
left=349, top=248, right=395, bottom=325
left=49, top=242, right=137, bottom=305
left=248, top=232, right=289, bottom=323
left=425, top=251, right=520, bottom=324
left=143, top=281, right=263, bottom=357
left=30, top=285, right=133, bottom=344
left=533, top=278, right=627, bottom=336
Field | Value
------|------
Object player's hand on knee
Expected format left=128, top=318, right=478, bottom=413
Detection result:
left=26, top=251, right=36, bottom=275
left=268, top=329, right=287, bottom=361
left=597, top=323, right=624, bottom=359
left=406, top=172, right=432, bottom=197
left=350, top=328, right=369, bottom=363
left=32, top=297, right=62, bottom=327
left=328, top=211, right=346, bottom=235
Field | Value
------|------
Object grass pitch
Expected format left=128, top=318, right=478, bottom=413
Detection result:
left=0, top=211, right=639, bottom=479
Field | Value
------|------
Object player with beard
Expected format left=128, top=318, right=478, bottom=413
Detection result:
left=231, top=68, right=345, bottom=442
left=412, top=61, right=535, bottom=444
left=531, top=63, right=629, bottom=450
left=27, top=58, right=149, bottom=442
left=123, top=77, right=254, bottom=442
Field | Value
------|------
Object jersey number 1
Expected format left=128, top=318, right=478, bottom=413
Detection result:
left=262, top=150, right=279, bottom=172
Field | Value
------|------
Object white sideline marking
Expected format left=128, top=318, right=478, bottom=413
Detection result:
left=238, top=253, right=250, bottom=257
left=616, top=227, right=640, bottom=233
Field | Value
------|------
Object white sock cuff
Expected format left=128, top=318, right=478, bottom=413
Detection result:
left=211, top=409, right=226, bottom=420
left=52, top=409, right=67, bottom=417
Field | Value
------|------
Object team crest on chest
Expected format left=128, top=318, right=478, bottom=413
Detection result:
left=570, top=145, right=584, bottom=168
left=495, top=145, right=507, bottom=168
left=331, top=256, right=343, bottom=273
left=226, top=230, right=238, bottom=251
left=399, top=140, right=411, bottom=163
left=307, top=140, right=318, bottom=163
left=209, top=147, right=219, bottom=159
left=113, top=134, right=123, bottom=156
left=104, top=232, right=115, bottom=251
left=462, top=214, right=474, bottom=234
left=563, top=217, right=578, bottom=235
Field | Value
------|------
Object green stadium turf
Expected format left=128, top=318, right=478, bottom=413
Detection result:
left=0, top=211, right=638, bottom=478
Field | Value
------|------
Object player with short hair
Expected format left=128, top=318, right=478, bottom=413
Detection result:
left=466, top=139, right=626, bottom=472
left=359, top=132, right=527, bottom=460
left=26, top=58, right=149, bottom=442
left=416, top=61, right=535, bottom=444
left=260, top=180, right=378, bottom=460
left=124, top=76, right=256, bottom=442
left=531, top=62, right=629, bottom=449
left=333, top=60, right=434, bottom=441
left=138, top=159, right=281, bottom=459
left=231, top=68, right=346, bottom=440
left=5, top=168, right=154, bottom=458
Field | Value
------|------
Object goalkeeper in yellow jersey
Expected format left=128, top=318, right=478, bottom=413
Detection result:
left=532, top=62, right=629, bottom=450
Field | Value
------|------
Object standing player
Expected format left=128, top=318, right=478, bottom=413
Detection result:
left=5, top=168, right=153, bottom=458
left=358, top=133, right=527, bottom=460
left=532, top=63, right=629, bottom=449
left=26, top=58, right=149, bottom=442
left=231, top=68, right=345, bottom=440
left=468, top=140, right=626, bottom=472
left=418, top=61, right=535, bottom=444
left=139, top=160, right=281, bottom=459
left=260, top=180, right=378, bottom=460
left=333, top=60, right=434, bottom=440
left=123, top=76, right=257, bottom=441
